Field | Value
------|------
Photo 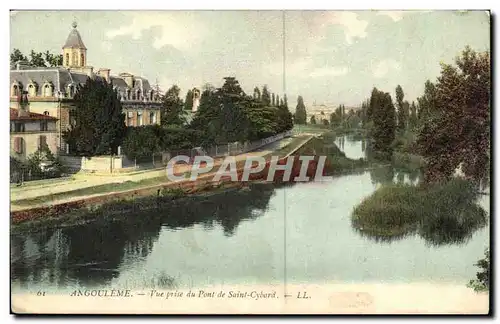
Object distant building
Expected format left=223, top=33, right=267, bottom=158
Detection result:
left=307, top=102, right=361, bottom=123
left=10, top=92, right=58, bottom=161
left=9, top=22, right=162, bottom=155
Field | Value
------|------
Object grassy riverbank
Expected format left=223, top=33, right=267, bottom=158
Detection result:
left=11, top=181, right=273, bottom=233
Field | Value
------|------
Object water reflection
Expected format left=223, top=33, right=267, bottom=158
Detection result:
left=11, top=184, right=276, bottom=288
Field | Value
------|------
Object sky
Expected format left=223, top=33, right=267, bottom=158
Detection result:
left=10, top=10, right=490, bottom=108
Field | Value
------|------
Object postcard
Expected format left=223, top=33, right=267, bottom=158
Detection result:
left=10, top=10, right=490, bottom=315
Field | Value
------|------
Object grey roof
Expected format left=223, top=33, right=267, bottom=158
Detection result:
left=63, top=26, right=87, bottom=50
left=11, top=67, right=158, bottom=101
left=10, top=68, right=90, bottom=97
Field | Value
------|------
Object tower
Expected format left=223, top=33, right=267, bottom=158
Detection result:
left=192, top=88, right=201, bottom=112
left=62, top=22, right=87, bottom=68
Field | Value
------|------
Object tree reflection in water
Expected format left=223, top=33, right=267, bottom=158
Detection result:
left=11, top=184, right=276, bottom=288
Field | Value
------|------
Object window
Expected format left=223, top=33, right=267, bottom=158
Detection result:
left=149, top=111, right=156, bottom=124
left=65, top=53, right=69, bottom=66
left=14, top=123, right=25, bottom=133
left=69, top=110, right=76, bottom=127
left=127, top=111, right=134, bottom=126
left=136, top=89, right=141, bottom=101
left=38, top=135, right=47, bottom=150
left=126, top=89, right=131, bottom=100
left=28, top=84, right=37, bottom=97
left=137, top=111, right=143, bottom=126
left=40, top=121, right=48, bottom=131
left=11, top=84, right=19, bottom=97
left=72, top=52, right=77, bottom=66
left=149, top=90, right=154, bottom=101
left=43, top=111, right=49, bottom=116
left=14, top=137, right=23, bottom=154
left=43, top=83, right=53, bottom=97
left=80, top=53, right=85, bottom=66
left=67, top=84, right=75, bottom=97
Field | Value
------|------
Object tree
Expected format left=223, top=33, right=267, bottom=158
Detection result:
left=417, top=80, right=437, bottom=123
left=409, top=101, right=418, bottom=129
left=44, top=51, right=63, bottom=67
left=184, top=89, right=194, bottom=111
left=395, top=85, right=408, bottom=132
left=294, top=95, right=307, bottom=124
left=370, top=88, right=396, bottom=155
left=417, top=46, right=490, bottom=183
left=161, top=85, right=187, bottom=126
left=310, top=115, right=316, bottom=125
left=253, top=87, right=261, bottom=100
left=10, top=48, right=28, bottom=65
left=10, top=48, right=62, bottom=67
left=63, top=78, right=126, bottom=157
left=121, top=125, right=161, bottom=161
left=261, top=86, right=271, bottom=106
left=322, top=119, right=329, bottom=126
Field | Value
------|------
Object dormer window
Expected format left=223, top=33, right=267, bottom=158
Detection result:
left=27, top=82, right=38, bottom=97
left=126, top=88, right=131, bottom=100
left=11, top=82, right=22, bottom=97
left=149, top=90, right=154, bottom=101
left=135, top=89, right=141, bottom=101
left=42, top=82, right=53, bottom=97
left=67, top=84, right=75, bottom=98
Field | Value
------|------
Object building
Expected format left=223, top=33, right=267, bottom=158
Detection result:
left=9, top=22, right=162, bottom=155
left=10, top=92, right=58, bottom=161
left=308, top=102, right=362, bottom=123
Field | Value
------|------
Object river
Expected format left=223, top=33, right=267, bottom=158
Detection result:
left=10, top=135, right=490, bottom=294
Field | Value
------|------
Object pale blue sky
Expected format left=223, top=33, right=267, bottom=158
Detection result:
left=10, top=10, right=490, bottom=107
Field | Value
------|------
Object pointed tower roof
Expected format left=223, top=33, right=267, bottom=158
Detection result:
left=62, top=22, right=87, bottom=50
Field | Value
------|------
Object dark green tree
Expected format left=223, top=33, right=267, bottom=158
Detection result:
left=261, top=85, right=271, bottom=106
left=294, top=95, right=307, bottom=124
left=417, top=46, right=490, bottom=183
left=161, top=85, right=186, bottom=126
left=184, top=89, right=194, bottom=111
left=417, top=80, right=437, bottom=123
left=395, top=85, right=408, bottom=132
left=63, top=78, right=126, bottom=156
left=310, top=115, right=316, bottom=125
left=253, top=87, right=261, bottom=100
left=409, top=101, right=418, bottom=129
left=10, top=48, right=28, bottom=65
left=370, top=88, right=396, bottom=155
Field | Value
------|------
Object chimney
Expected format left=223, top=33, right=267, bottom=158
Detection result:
left=98, top=68, right=111, bottom=83
left=17, top=91, right=30, bottom=117
left=120, top=73, right=134, bottom=88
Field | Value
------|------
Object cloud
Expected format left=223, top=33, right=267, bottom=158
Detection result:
left=105, top=12, right=206, bottom=51
left=309, top=66, right=349, bottom=77
left=269, top=56, right=348, bottom=79
left=372, top=59, right=401, bottom=78
left=100, top=40, right=112, bottom=53
left=327, top=12, right=368, bottom=44
left=376, top=11, right=406, bottom=22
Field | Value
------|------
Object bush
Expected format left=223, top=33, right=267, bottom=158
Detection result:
left=351, top=179, right=488, bottom=244
left=468, top=248, right=489, bottom=292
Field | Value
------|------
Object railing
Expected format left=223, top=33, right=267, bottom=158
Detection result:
left=123, top=130, right=293, bottom=170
